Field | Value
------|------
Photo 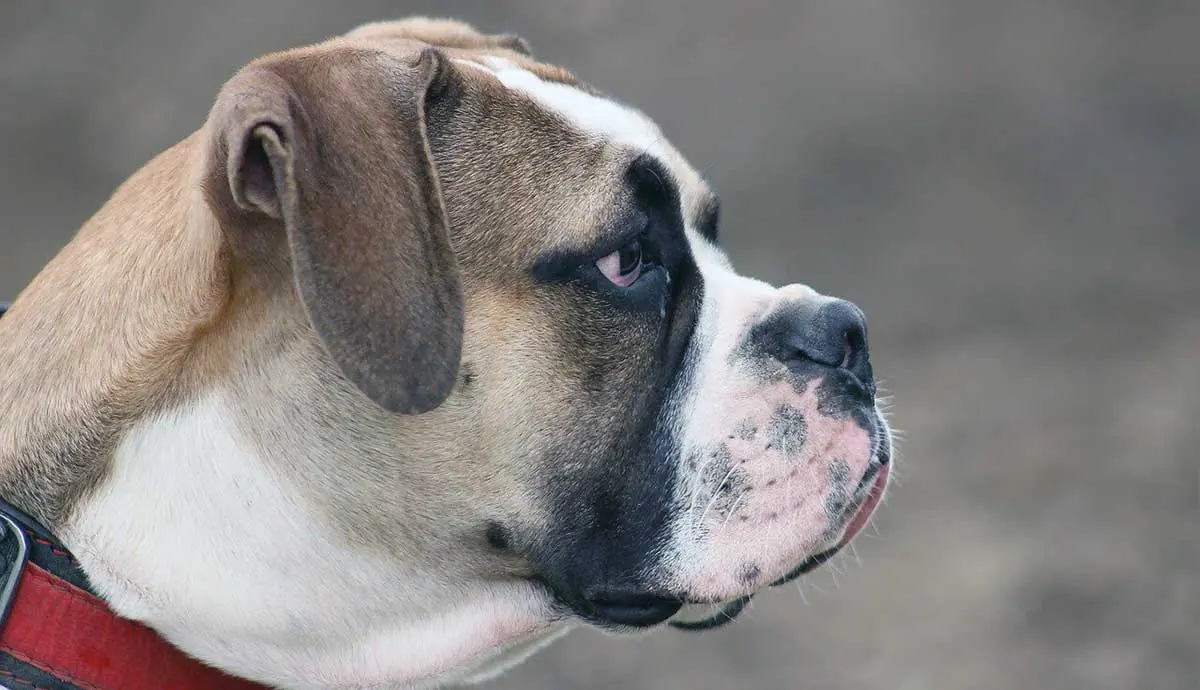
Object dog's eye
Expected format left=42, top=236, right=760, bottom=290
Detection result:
left=596, top=240, right=646, bottom=288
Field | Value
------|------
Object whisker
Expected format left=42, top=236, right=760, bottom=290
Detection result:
left=698, top=462, right=740, bottom=527
left=716, top=492, right=748, bottom=539
left=794, top=581, right=811, bottom=606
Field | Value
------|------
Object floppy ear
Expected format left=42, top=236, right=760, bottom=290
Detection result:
left=207, top=48, right=463, bottom=415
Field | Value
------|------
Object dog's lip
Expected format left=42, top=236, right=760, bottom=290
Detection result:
left=838, top=459, right=889, bottom=546
left=766, top=458, right=889, bottom=588
left=669, top=595, right=753, bottom=631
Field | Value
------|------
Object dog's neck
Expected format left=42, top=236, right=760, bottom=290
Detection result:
left=0, top=299, right=266, bottom=689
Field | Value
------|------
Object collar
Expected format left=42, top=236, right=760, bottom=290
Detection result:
left=0, top=302, right=270, bottom=690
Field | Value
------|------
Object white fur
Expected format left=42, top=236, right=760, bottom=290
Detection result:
left=64, top=389, right=565, bottom=690
left=484, top=57, right=663, bottom=153
left=463, top=56, right=713, bottom=218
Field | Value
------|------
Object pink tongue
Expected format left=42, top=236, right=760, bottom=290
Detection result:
left=838, top=463, right=889, bottom=547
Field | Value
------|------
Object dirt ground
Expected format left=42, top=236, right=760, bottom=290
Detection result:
left=2, top=2, right=1195, bottom=689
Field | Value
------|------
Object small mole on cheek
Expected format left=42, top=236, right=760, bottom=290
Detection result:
left=460, top=362, right=476, bottom=389
left=485, top=521, right=510, bottom=551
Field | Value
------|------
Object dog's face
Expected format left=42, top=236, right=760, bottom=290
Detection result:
left=203, top=17, right=891, bottom=682
left=427, top=56, right=892, bottom=618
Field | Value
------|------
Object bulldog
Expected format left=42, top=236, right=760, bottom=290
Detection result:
left=0, top=17, right=892, bottom=690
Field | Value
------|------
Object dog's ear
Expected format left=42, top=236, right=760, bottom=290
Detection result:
left=206, top=48, right=463, bottom=415
left=345, top=17, right=533, bottom=57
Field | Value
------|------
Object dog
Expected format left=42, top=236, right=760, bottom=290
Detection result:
left=0, top=17, right=892, bottom=690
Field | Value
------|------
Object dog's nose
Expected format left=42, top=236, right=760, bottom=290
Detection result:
left=770, top=298, right=874, bottom=393
left=582, top=588, right=683, bottom=628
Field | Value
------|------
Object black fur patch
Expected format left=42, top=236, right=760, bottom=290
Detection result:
left=524, top=155, right=708, bottom=622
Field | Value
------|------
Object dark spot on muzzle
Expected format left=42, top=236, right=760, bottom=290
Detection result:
left=766, top=404, right=807, bottom=457
left=732, top=418, right=758, bottom=441
left=823, top=459, right=852, bottom=515
left=738, top=563, right=761, bottom=585
left=821, top=459, right=856, bottom=541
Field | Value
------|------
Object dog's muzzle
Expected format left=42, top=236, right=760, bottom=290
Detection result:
left=670, top=453, right=890, bottom=631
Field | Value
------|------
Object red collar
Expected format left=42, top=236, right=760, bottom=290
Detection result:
left=0, top=505, right=271, bottom=690
left=1, top=562, right=271, bottom=690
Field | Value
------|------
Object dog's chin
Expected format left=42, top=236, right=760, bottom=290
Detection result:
left=664, top=545, right=836, bottom=632
left=670, top=455, right=890, bottom=632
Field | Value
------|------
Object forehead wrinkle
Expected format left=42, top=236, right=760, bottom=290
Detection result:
left=456, top=54, right=717, bottom=257
left=481, top=57, right=711, bottom=191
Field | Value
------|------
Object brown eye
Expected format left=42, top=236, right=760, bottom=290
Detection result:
left=596, top=240, right=645, bottom=288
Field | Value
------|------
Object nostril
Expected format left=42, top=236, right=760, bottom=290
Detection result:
left=828, top=303, right=875, bottom=394
left=839, top=317, right=868, bottom=372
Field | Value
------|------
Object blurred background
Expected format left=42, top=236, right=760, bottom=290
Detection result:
left=2, top=1, right=1196, bottom=688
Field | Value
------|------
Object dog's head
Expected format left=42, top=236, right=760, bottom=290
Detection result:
left=203, top=16, right=891, bottom=680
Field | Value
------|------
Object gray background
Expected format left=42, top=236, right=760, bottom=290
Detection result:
left=2, top=1, right=1196, bottom=689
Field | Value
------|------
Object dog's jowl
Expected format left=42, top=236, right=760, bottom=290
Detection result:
left=0, top=17, right=892, bottom=690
